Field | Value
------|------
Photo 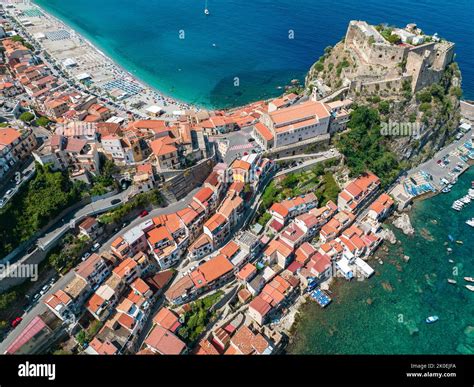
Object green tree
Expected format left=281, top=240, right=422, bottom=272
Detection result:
left=35, top=116, right=50, bottom=127
left=19, top=112, right=34, bottom=122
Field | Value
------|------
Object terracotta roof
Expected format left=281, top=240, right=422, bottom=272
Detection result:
left=79, top=216, right=97, bottom=230
left=269, top=203, right=289, bottom=218
left=150, top=136, right=177, bottom=157
left=131, top=277, right=151, bottom=295
left=191, top=254, right=233, bottom=287
left=231, top=159, right=251, bottom=172
left=228, top=325, right=270, bottom=355
left=204, top=213, right=227, bottom=233
left=0, top=127, right=21, bottom=146
left=74, top=253, right=103, bottom=280
left=147, top=226, right=172, bottom=245
left=194, top=187, right=214, bottom=204
left=254, top=122, right=274, bottom=141
left=88, top=337, right=118, bottom=355
left=249, top=295, right=272, bottom=317
left=145, top=325, right=186, bottom=355
left=153, top=307, right=180, bottom=332
left=236, top=263, right=257, bottom=281
left=220, top=241, right=239, bottom=259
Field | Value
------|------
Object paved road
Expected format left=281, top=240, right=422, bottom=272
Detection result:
left=0, top=270, right=74, bottom=354
left=37, top=188, right=133, bottom=251
left=0, top=160, right=35, bottom=205
left=405, top=129, right=472, bottom=190
left=276, top=149, right=341, bottom=176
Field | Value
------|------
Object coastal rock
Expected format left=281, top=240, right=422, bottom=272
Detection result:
left=392, top=213, right=415, bottom=235
left=381, top=228, right=397, bottom=244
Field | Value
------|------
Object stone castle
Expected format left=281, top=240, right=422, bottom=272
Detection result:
left=317, top=20, right=456, bottom=98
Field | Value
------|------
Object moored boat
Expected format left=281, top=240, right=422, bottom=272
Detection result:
left=466, top=285, right=474, bottom=292
left=426, top=316, right=439, bottom=324
left=464, top=277, right=474, bottom=283
left=455, top=240, right=463, bottom=245
left=447, top=279, right=457, bottom=284
left=466, top=218, right=474, bottom=227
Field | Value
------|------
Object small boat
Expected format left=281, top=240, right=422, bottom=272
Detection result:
left=447, top=279, right=457, bottom=284
left=204, top=0, right=210, bottom=15
left=466, top=285, right=474, bottom=292
left=456, top=240, right=464, bottom=245
left=466, top=218, right=474, bottom=227
left=447, top=247, right=453, bottom=253
left=426, top=316, right=439, bottom=324
left=448, top=234, right=454, bottom=242
left=442, top=187, right=451, bottom=193
left=448, top=259, right=454, bottom=263
left=464, top=277, right=474, bottom=283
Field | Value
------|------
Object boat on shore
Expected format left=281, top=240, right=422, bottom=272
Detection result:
left=426, top=316, right=439, bottom=324
left=464, top=277, right=474, bottom=283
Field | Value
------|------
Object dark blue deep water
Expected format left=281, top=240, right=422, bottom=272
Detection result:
left=35, top=0, right=473, bottom=108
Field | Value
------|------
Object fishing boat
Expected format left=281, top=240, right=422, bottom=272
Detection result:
left=466, top=218, right=474, bottom=227
left=464, top=277, right=474, bottom=283
left=455, top=240, right=463, bottom=245
left=466, top=285, right=474, bottom=292
left=447, top=279, right=457, bottom=284
left=426, top=316, right=439, bottom=324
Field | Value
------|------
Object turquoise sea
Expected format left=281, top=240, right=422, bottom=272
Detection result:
left=34, top=0, right=474, bottom=108
left=288, top=167, right=474, bottom=354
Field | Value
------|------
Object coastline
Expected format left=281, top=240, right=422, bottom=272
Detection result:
left=28, top=0, right=202, bottom=112
left=286, top=165, right=474, bottom=354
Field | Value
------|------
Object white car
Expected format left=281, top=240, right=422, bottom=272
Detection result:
left=91, top=242, right=101, bottom=252
left=5, top=189, right=13, bottom=197
left=82, top=252, right=91, bottom=261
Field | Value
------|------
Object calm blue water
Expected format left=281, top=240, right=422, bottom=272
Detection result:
left=34, top=0, right=474, bottom=108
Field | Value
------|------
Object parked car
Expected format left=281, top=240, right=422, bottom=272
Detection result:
left=32, top=293, right=40, bottom=302
left=91, top=242, right=101, bottom=252
left=11, top=317, right=22, bottom=328
left=5, top=189, right=13, bottom=197
left=140, top=210, right=149, bottom=217
left=248, top=137, right=255, bottom=142
left=111, top=198, right=122, bottom=205
left=82, top=252, right=91, bottom=261
left=0, top=198, right=5, bottom=207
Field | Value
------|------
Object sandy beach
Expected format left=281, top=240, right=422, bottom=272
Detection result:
left=7, top=0, right=204, bottom=118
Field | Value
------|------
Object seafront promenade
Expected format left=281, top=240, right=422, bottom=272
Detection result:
left=10, top=1, right=199, bottom=118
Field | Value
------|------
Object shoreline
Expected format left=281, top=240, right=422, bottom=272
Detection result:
left=27, top=0, right=202, bottom=112
left=286, top=165, right=474, bottom=353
